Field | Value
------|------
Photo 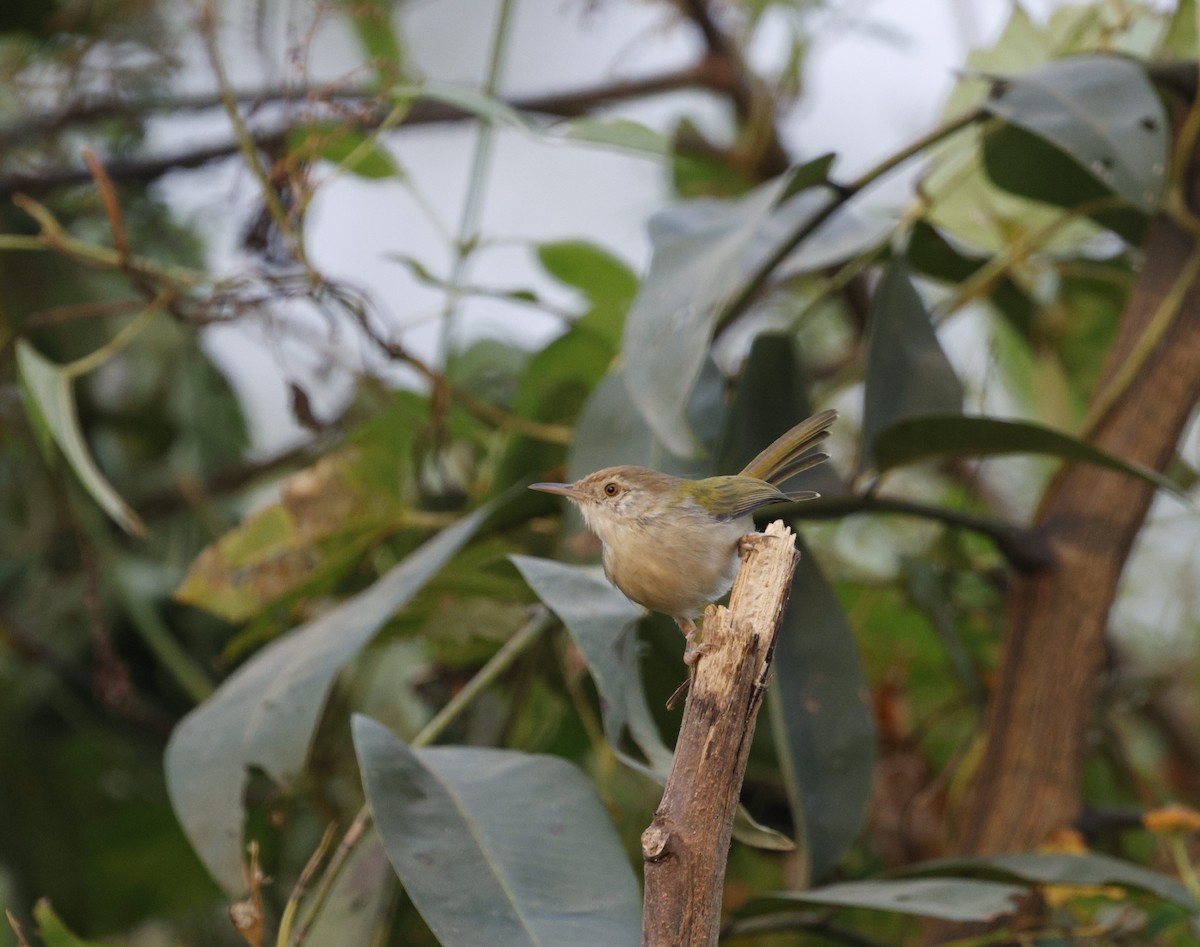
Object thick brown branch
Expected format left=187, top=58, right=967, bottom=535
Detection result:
left=642, top=520, right=799, bottom=946
left=955, top=212, right=1200, bottom=857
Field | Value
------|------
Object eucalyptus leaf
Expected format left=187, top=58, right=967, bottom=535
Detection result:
left=569, top=363, right=724, bottom=482
left=981, top=54, right=1167, bottom=212
left=557, top=117, right=669, bottom=156
left=16, top=339, right=146, bottom=538
left=903, top=851, right=1200, bottom=911
left=32, top=900, right=115, bottom=947
left=511, top=555, right=793, bottom=852
left=769, top=543, right=874, bottom=882
left=718, top=333, right=845, bottom=497
left=873, top=415, right=1184, bottom=497
left=861, top=264, right=963, bottom=470
left=743, top=877, right=1024, bottom=922
left=353, top=716, right=642, bottom=947
left=164, top=503, right=495, bottom=893
left=509, top=556, right=670, bottom=771
left=623, top=175, right=793, bottom=456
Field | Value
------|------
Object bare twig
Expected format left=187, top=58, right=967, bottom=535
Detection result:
left=0, top=63, right=727, bottom=198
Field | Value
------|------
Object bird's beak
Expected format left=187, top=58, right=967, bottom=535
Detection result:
left=529, top=481, right=586, bottom=502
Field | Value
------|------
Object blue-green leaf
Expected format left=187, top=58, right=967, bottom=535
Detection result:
left=861, top=264, right=963, bottom=470
left=16, top=340, right=146, bottom=538
left=743, top=877, right=1025, bottom=922
left=353, top=716, right=642, bottom=947
left=873, top=415, right=1184, bottom=497
left=165, top=503, right=495, bottom=892
left=623, top=176, right=793, bottom=456
left=769, top=544, right=874, bottom=882
left=509, top=556, right=669, bottom=771
left=981, top=55, right=1167, bottom=212
left=903, top=852, right=1200, bottom=911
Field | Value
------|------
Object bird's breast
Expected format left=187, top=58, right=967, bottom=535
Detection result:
left=598, top=511, right=752, bottom=619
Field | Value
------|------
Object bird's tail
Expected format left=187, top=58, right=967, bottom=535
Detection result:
left=739, top=408, right=838, bottom=487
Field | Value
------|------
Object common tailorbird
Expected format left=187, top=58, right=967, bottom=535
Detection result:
left=530, top=408, right=837, bottom=662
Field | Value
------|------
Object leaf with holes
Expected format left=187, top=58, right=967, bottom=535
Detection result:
left=981, top=55, right=1167, bottom=212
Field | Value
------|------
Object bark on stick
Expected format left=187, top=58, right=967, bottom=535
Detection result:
left=641, top=520, right=799, bottom=947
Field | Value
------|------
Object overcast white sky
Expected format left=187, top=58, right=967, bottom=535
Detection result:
left=154, top=0, right=1141, bottom=455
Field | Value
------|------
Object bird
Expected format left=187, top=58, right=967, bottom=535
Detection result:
left=530, top=408, right=837, bottom=663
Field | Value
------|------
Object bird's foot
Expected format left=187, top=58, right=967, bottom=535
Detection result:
left=738, top=532, right=769, bottom=558
left=679, top=617, right=713, bottom=667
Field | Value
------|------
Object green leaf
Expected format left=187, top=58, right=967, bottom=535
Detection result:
left=396, top=83, right=538, bottom=132
left=718, top=333, right=844, bottom=497
left=353, top=716, right=643, bottom=947
left=1163, top=0, right=1198, bottom=59
left=904, top=852, right=1199, bottom=911
left=861, top=264, right=963, bottom=470
left=743, top=878, right=1025, bottom=922
left=511, top=555, right=793, bottom=852
left=288, top=123, right=403, bottom=180
left=777, top=152, right=837, bottom=203
left=164, top=503, right=495, bottom=893
left=32, top=900, right=115, bottom=947
left=981, top=55, right=1167, bottom=212
left=904, top=221, right=1035, bottom=336
left=536, top=240, right=638, bottom=330
left=16, top=339, right=146, bottom=537
left=510, top=556, right=670, bottom=772
left=770, top=543, right=875, bottom=882
left=557, top=117, right=669, bottom=156
left=873, top=415, right=1185, bottom=497
left=982, top=122, right=1146, bottom=244
left=335, top=0, right=405, bottom=82
left=569, top=363, right=725, bottom=483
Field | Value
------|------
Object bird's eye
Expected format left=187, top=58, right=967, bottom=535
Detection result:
left=604, top=482, right=619, bottom=497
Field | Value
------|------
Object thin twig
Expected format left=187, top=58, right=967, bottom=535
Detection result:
left=198, top=1, right=303, bottom=264
left=713, top=107, right=984, bottom=338
left=0, top=63, right=725, bottom=198
left=784, top=493, right=1054, bottom=573
left=438, top=0, right=518, bottom=363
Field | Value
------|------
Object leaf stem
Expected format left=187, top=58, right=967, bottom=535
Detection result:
left=62, top=291, right=169, bottom=379
left=438, top=0, right=518, bottom=364
left=198, top=2, right=305, bottom=265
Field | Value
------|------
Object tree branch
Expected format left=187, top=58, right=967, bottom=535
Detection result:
left=642, top=520, right=799, bottom=946
left=0, top=63, right=729, bottom=198
left=785, top=494, right=1054, bottom=574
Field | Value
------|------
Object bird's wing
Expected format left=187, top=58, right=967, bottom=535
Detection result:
left=704, top=478, right=794, bottom=520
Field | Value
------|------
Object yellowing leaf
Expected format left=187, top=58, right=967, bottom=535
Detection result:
left=176, top=450, right=402, bottom=622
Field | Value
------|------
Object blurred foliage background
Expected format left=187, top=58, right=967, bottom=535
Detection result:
left=1, top=1, right=1199, bottom=945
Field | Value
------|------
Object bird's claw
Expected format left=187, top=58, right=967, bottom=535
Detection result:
left=738, top=532, right=769, bottom=558
left=681, top=619, right=713, bottom=667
